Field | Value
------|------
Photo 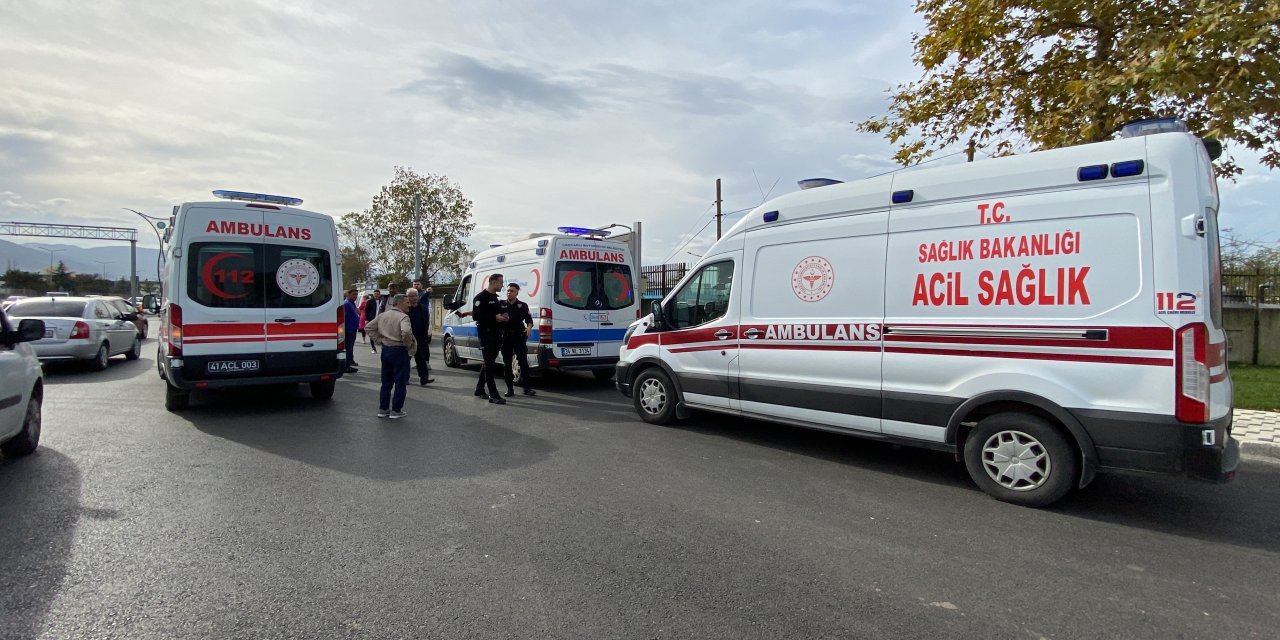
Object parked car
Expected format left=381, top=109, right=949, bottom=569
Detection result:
left=0, top=309, right=44, bottom=457
left=92, top=296, right=149, bottom=338
left=6, top=296, right=143, bottom=370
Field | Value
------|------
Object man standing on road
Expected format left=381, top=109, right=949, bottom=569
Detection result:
left=368, top=293, right=416, bottom=419
left=472, top=273, right=507, bottom=404
left=405, top=287, right=434, bottom=385
left=499, top=282, right=535, bottom=397
left=364, top=289, right=384, bottom=354
left=343, top=288, right=360, bottom=373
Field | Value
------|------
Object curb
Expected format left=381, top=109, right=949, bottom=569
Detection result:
left=1240, top=441, right=1280, bottom=462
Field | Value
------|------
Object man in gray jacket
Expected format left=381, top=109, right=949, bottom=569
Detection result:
left=368, top=294, right=416, bottom=419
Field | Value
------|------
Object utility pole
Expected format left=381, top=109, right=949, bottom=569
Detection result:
left=966, top=139, right=976, bottom=162
left=715, top=178, right=723, bottom=239
left=413, top=193, right=422, bottom=283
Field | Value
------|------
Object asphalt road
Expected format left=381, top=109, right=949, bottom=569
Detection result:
left=3, top=327, right=1279, bottom=639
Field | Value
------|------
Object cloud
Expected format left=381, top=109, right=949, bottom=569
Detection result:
left=398, top=54, right=589, bottom=115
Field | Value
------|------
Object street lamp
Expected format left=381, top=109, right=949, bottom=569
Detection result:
left=95, top=259, right=114, bottom=281
left=43, top=246, right=66, bottom=271
left=123, top=207, right=167, bottom=288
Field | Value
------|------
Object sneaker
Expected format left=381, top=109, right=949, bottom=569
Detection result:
left=504, top=389, right=514, bottom=398
left=488, top=396, right=506, bottom=405
left=345, top=367, right=359, bottom=373
left=377, top=409, right=389, bottom=418
left=388, top=410, right=406, bottom=419
left=474, top=389, right=488, bottom=398
left=421, top=378, right=435, bottom=385
left=523, top=388, right=536, bottom=396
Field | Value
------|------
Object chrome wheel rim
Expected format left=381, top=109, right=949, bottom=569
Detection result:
left=638, top=378, right=667, bottom=415
left=132, top=338, right=141, bottom=358
left=981, top=430, right=1051, bottom=491
left=446, top=340, right=457, bottom=362
left=97, top=346, right=108, bottom=368
left=25, top=396, right=40, bottom=442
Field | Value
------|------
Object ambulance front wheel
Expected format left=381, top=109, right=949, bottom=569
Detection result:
left=310, top=379, right=335, bottom=400
left=164, top=383, right=190, bottom=412
left=443, top=336, right=463, bottom=368
left=963, top=413, right=1078, bottom=508
left=633, top=368, right=678, bottom=425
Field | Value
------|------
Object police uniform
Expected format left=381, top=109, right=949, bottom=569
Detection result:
left=472, top=287, right=505, bottom=402
left=498, top=297, right=535, bottom=396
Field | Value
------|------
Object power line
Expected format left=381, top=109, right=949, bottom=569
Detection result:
left=661, top=217, right=716, bottom=265
left=659, top=202, right=714, bottom=264
left=865, top=149, right=969, bottom=179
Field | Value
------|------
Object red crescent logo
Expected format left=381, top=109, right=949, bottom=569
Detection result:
left=527, top=268, right=541, bottom=297
left=201, top=252, right=249, bottom=300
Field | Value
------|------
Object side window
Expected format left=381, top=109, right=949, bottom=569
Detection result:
left=93, top=303, right=111, bottom=319
left=265, top=246, right=332, bottom=308
left=666, top=261, right=735, bottom=329
left=112, top=300, right=133, bottom=316
left=188, top=242, right=265, bottom=308
left=455, top=275, right=473, bottom=307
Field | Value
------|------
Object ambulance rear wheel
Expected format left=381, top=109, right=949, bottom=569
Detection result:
left=633, top=368, right=677, bottom=425
left=963, top=413, right=1077, bottom=508
left=443, top=336, right=463, bottom=368
left=164, top=383, right=190, bottom=412
left=310, top=379, right=335, bottom=400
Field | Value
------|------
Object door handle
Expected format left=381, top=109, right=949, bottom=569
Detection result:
left=274, top=317, right=297, bottom=324
left=601, top=322, right=614, bottom=326
left=714, top=329, right=734, bottom=340
left=743, top=328, right=763, bottom=339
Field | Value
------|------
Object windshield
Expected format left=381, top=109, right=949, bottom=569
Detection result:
left=554, top=261, right=634, bottom=311
left=10, top=299, right=87, bottom=318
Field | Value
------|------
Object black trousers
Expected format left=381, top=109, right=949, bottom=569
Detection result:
left=474, top=333, right=502, bottom=396
left=412, top=333, right=430, bottom=381
left=501, top=333, right=531, bottom=391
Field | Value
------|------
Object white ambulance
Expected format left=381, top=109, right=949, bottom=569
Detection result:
left=617, top=121, right=1237, bottom=507
left=157, top=191, right=345, bottom=411
left=441, top=229, right=640, bottom=380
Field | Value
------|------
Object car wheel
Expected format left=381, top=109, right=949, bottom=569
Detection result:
left=164, top=383, right=190, bottom=411
left=443, top=336, right=463, bottom=368
left=156, top=347, right=166, bottom=379
left=0, top=386, right=41, bottom=457
left=962, top=412, right=1079, bottom=508
left=310, top=379, right=336, bottom=400
left=633, top=368, right=678, bottom=425
left=592, top=368, right=615, bottom=382
left=125, top=335, right=142, bottom=360
left=90, top=343, right=110, bottom=371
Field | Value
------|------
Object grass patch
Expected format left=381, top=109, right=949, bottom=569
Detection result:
left=1230, top=364, right=1280, bottom=412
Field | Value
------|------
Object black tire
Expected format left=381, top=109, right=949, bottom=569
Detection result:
left=90, top=343, right=110, bottom=371
left=125, top=336, right=142, bottom=360
left=310, top=379, right=336, bottom=400
left=963, top=413, right=1078, bottom=508
left=443, top=336, right=463, bottom=368
left=1, top=386, right=41, bottom=458
left=156, top=347, right=166, bottom=379
left=164, top=383, right=190, bottom=411
left=632, top=368, right=678, bottom=425
left=592, top=368, right=615, bottom=382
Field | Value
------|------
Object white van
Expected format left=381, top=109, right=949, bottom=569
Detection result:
left=617, top=122, right=1237, bottom=507
left=157, top=190, right=345, bottom=410
left=442, top=230, right=640, bottom=380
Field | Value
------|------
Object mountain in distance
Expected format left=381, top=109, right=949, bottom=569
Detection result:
left=0, top=238, right=163, bottom=279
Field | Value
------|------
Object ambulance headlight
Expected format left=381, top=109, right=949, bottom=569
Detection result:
left=623, top=323, right=638, bottom=345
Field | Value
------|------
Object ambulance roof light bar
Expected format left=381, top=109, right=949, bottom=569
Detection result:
left=557, top=226, right=612, bottom=238
left=212, top=190, right=304, bottom=207
left=1117, top=118, right=1188, bottom=139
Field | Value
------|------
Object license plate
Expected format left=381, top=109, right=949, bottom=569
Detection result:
left=44, top=328, right=54, bottom=338
left=207, top=360, right=260, bottom=374
left=561, top=347, right=591, bottom=356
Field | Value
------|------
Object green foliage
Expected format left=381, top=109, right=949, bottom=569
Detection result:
left=48, top=260, right=73, bottom=291
left=343, top=167, right=475, bottom=286
left=2, top=268, right=46, bottom=293
left=859, top=0, right=1280, bottom=178
left=1231, top=364, right=1280, bottom=412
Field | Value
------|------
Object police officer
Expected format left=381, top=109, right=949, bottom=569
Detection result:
left=498, top=282, right=536, bottom=397
left=472, top=273, right=507, bottom=404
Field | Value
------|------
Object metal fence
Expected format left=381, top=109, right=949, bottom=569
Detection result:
left=640, top=263, right=688, bottom=301
left=1223, top=271, right=1280, bottom=305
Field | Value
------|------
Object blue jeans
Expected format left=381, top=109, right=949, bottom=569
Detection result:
left=379, top=346, right=410, bottom=411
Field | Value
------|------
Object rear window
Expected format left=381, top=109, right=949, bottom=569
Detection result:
left=267, top=246, right=332, bottom=308
left=554, top=261, right=635, bottom=311
left=188, top=242, right=264, bottom=308
left=10, top=299, right=87, bottom=317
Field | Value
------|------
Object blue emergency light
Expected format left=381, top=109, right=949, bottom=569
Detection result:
left=212, top=190, right=303, bottom=206
left=557, top=226, right=611, bottom=237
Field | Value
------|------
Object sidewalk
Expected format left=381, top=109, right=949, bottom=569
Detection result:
left=1234, top=409, right=1280, bottom=461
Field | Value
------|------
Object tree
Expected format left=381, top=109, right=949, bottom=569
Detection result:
left=47, top=261, right=73, bottom=291
left=858, top=0, right=1280, bottom=178
left=1, top=268, right=46, bottom=293
left=357, top=167, right=475, bottom=285
left=337, top=212, right=376, bottom=288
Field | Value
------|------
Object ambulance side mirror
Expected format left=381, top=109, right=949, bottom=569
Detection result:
left=1201, top=138, right=1223, bottom=161
left=650, top=300, right=666, bottom=330
left=443, top=299, right=463, bottom=311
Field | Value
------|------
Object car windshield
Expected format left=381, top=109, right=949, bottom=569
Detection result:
left=9, top=299, right=87, bottom=317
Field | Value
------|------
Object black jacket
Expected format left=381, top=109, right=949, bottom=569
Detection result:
left=406, top=303, right=430, bottom=339
left=498, top=299, right=533, bottom=336
left=472, top=289, right=503, bottom=334
left=363, top=297, right=383, bottom=321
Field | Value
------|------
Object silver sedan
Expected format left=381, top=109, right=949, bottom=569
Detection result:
left=6, top=296, right=143, bottom=370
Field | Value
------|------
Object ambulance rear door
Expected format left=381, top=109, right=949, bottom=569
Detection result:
left=262, top=210, right=339, bottom=377
left=180, top=206, right=268, bottom=380
left=550, top=239, right=635, bottom=362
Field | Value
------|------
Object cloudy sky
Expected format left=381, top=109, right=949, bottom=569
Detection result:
left=2, top=0, right=1276, bottom=265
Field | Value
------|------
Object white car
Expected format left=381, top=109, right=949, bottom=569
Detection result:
left=0, top=309, right=45, bottom=457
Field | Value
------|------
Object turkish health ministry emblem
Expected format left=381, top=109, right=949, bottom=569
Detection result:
left=791, top=256, right=834, bottom=302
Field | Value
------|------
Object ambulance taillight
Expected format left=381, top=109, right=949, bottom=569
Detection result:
left=1176, top=323, right=1209, bottom=423
left=336, top=305, right=345, bottom=349
left=168, top=303, right=183, bottom=358
left=538, top=307, right=553, bottom=344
